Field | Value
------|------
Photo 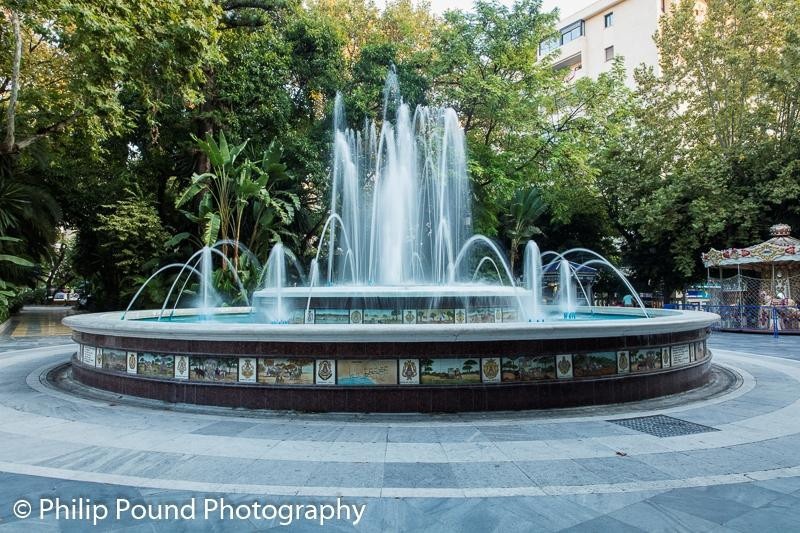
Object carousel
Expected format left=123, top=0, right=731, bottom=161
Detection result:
left=702, top=223, right=800, bottom=333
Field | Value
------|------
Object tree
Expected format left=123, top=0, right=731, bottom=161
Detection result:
left=175, top=131, right=300, bottom=266
left=95, top=187, right=170, bottom=307
left=0, top=0, right=222, bottom=156
left=0, top=173, right=60, bottom=288
left=597, top=0, right=800, bottom=298
left=504, top=188, right=547, bottom=273
left=426, top=0, right=629, bottom=239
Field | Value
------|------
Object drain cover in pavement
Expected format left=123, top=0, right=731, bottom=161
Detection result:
left=609, top=415, right=719, bottom=438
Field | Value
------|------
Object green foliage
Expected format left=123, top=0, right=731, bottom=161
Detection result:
left=175, top=132, right=300, bottom=263
left=96, top=187, right=170, bottom=304
left=1, top=0, right=222, bottom=153
left=0, top=174, right=61, bottom=301
left=427, top=0, right=629, bottom=239
left=504, top=188, right=547, bottom=272
left=597, top=0, right=800, bottom=297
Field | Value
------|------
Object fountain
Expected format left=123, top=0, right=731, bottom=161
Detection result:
left=64, top=69, right=719, bottom=412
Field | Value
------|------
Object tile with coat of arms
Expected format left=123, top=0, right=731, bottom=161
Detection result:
left=616, top=350, right=630, bottom=374
left=398, top=359, right=420, bottom=384
left=174, top=355, right=189, bottom=380
left=316, top=359, right=336, bottom=384
left=481, top=357, right=501, bottom=383
left=239, top=357, right=257, bottom=383
left=556, top=354, right=573, bottom=379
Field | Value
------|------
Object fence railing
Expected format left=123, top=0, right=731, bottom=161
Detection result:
left=664, top=304, right=800, bottom=337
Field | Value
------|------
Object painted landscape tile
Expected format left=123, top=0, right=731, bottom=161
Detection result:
left=419, top=358, right=481, bottom=384
left=417, top=309, right=455, bottom=324
left=501, top=356, right=556, bottom=381
left=363, top=309, right=402, bottom=324
left=337, top=360, right=398, bottom=385
left=257, top=358, right=315, bottom=385
left=629, top=348, right=663, bottom=373
left=314, top=309, right=350, bottom=324
left=288, top=310, right=306, bottom=324
left=102, top=348, right=128, bottom=372
left=467, top=308, right=496, bottom=323
left=137, top=353, right=175, bottom=378
left=502, top=307, right=519, bottom=322
left=573, top=352, right=617, bottom=378
left=189, top=356, right=238, bottom=382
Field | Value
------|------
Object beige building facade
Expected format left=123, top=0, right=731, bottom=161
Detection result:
left=540, top=0, right=705, bottom=88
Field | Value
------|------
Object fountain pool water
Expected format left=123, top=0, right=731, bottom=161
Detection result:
left=64, top=69, right=719, bottom=412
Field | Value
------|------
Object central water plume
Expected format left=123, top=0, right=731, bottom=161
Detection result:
left=325, top=68, right=471, bottom=286
left=124, top=69, right=653, bottom=325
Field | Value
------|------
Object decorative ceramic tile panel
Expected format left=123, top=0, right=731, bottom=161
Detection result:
left=398, top=359, right=420, bottom=384
left=337, top=360, right=397, bottom=385
left=481, top=357, right=501, bottom=383
left=257, top=358, right=315, bottom=385
left=238, top=357, right=257, bottom=383
left=671, top=344, right=690, bottom=366
left=556, top=354, right=573, bottom=379
left=315, top=359, right=336, bottom=385
left=174, top=355, right=189, bottom=380
left=420, top=358, right=481, bottom=385
left=617, top=351, right=630, bottom=374
left=126, top=352, right=138, bottom=374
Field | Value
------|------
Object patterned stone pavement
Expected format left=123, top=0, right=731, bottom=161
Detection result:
left=0, top=329, right=798, bottom=531
left=0, top=306, right=74, bottom=353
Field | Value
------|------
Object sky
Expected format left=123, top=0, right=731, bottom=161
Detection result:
left=377, top=0, right=595, bottom=19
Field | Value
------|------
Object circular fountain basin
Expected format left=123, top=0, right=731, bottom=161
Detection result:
left=64, top=306, right=718, bottom=412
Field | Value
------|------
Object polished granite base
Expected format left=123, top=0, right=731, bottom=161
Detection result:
left=64, top=308, right=717, bottom=412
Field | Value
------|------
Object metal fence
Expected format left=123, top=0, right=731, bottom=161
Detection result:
left=705, top=274, right=800, bottom=308
left=664, top=304, right=800, bottom=337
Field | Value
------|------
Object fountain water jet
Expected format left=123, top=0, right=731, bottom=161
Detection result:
left=559, top=259, right=577, bottom=319
left=522, top=241, right=544, bottom=321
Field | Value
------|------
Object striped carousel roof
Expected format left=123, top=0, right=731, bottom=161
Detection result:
left=702, top=224, right=800, bottom=268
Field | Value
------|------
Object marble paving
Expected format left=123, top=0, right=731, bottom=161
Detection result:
left=0, top=331, right=798, bottom=531
left=1, top=305, right=76, bottom=337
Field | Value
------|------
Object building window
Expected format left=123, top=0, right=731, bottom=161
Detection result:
left=605, top=46, right=614, bottom=61
left=560, top=20, right=584, bottom=45
left=539, top=20, right=585, bottom=57
left=539, top=36, right=559, bottom=56
left=604, top=12, right=613, bottom=27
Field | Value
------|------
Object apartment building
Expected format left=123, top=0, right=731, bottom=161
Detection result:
left=540, top=0, right=706, bottom=87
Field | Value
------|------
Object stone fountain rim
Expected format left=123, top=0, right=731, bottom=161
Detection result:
left=64, top=307, right=719, bottom=342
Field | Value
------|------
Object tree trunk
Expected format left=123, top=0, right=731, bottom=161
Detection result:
left=194, top=69, right=217, bottom=174
left=1, top=9, right=22, bottom=154
left=509, top=237, right=519, bottom=276
left=44, top=241, right=68, bottom=302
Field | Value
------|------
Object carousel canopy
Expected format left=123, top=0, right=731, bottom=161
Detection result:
left=702, top=224, right=800, bottom=269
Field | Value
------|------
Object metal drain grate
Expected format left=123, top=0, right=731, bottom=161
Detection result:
left=609, top=415, right=719, bottom=438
